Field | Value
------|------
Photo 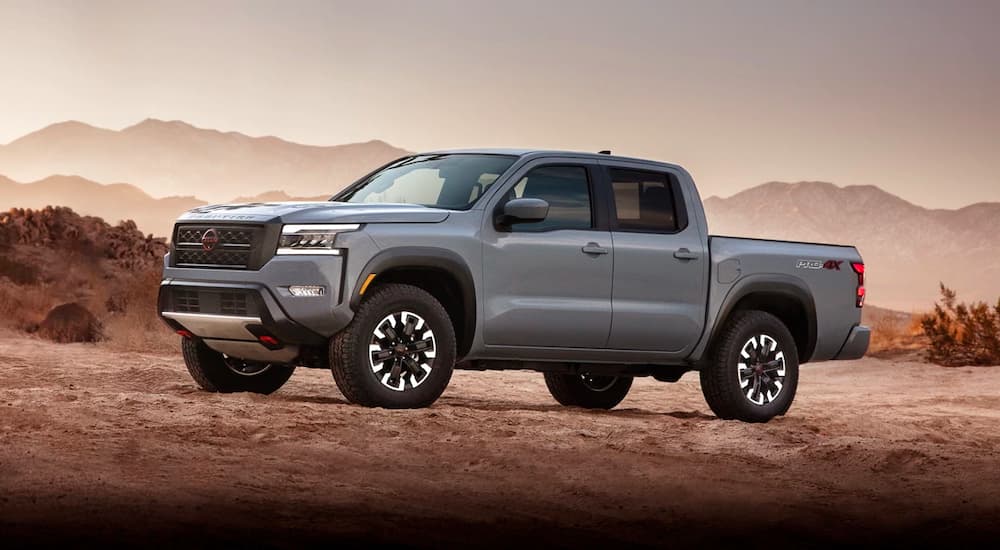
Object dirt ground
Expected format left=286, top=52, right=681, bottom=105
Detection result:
left=2, top=331, right=999, bottom=547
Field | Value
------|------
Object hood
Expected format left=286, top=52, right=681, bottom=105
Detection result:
left=177, top=201, right=450, bottom=224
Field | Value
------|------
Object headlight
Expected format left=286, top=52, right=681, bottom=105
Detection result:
left=276, top=224, right=360, bottom=255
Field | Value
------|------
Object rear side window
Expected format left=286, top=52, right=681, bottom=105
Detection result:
left=608, top=168, right=679, bottom=232
left=509, top=165, right=593, bottom=232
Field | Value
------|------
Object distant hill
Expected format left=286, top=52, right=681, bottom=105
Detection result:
left=0, top=119, right=410, bottom=202
left=0, top=174, right=204, bottom=238
left=0, top=176, right=338, bottom=238
left=704, top=181, right=1000, bottom=311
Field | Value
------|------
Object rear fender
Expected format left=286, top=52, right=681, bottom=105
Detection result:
left=692, top=274, right=817, bottom=364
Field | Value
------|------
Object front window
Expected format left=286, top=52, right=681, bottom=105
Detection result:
left=508, top=165, right=593, bottom=232
left=335, top=154, right=518, bottom=210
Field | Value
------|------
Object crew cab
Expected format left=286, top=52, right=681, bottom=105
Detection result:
left=159, top=150, right=869, bottom=422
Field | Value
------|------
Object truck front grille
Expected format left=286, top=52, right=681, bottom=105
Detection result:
left=172, top=225, right=264, bottom=269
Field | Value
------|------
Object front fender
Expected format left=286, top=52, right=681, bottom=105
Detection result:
left=349, top=246, right=477, bottom=356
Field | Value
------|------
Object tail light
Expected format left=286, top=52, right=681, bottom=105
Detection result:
left=176, top=329, right=193, bottom=339
left=851, top=262, right=865, bottom=308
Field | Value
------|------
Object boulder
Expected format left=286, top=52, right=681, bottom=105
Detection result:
left=38, top=302, right=101, bottom=343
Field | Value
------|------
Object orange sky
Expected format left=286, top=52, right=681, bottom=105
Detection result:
left=1, top=0, right=997, bottom=208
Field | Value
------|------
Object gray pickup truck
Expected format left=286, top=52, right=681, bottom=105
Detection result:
left=158, top=150, right=869, bottom=422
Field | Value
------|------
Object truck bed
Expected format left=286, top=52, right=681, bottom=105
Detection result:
left=704, top=235, right=864, bottom=362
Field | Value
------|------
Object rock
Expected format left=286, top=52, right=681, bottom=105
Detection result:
left=38, top=302, right=101, bottom=343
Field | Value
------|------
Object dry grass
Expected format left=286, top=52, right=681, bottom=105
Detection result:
left=100, top=268, right=176, bottom=353
left=0, top=283, right=58, bottom=331
left=0, top=272, right=173, bottom=351
left=866, top=307, right=926, bottom=357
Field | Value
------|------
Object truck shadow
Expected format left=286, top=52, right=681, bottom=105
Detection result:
left=270, top=393, right=717, bottom=421
left=275, top=394, right=352, bottom=406
left=436, top=396, right=718, bottom=420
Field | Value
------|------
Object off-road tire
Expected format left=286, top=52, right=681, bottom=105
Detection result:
left=330, top=284, right=456, bottom=408
left=181, top=337, right=295, bottom=394
left=700, top=310, right=799, bottom=422
left=543, top=373, right=633, bottom=410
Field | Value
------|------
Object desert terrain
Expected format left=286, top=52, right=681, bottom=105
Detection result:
left=2, top=333, right=998, bottom=546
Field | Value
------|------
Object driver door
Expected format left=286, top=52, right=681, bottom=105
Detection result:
left=481, top=161, right=613, bottom=349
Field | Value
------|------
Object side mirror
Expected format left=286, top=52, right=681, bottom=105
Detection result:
left=499, top=198, right=549, bottom=226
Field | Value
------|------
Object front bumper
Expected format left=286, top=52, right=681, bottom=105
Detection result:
left=834, top=324, right=871, bottom=360
left=158, top=253, right=356, bottom=363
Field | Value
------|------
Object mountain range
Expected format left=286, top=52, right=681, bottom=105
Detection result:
left=0, top=119, right=409, bottom=202
left=0, top=174, right=204, bottom=238
left=1, top=119, right=997, bottom=310
left=704, top=182, right=1000, bottom=311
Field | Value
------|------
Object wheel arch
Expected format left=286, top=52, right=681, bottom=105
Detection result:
left=350, top=247, right=477, bottom=359
left=703, top=275, right=817, bottom=363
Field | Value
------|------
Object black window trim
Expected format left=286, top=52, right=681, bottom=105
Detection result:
left=493, top=162, right=608, bottom=233
left=599, top=165, right=689, bottom=235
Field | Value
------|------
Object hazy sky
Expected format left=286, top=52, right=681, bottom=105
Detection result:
left=1, top=0, right=997, bottom=207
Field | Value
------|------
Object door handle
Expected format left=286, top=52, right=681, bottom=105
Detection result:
left=581, top=243, right=609, bottom=255
left=673, top=248, right=699, bottom=261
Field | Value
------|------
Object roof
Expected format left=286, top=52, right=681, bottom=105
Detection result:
left=421, top=148, right=683, bottom=171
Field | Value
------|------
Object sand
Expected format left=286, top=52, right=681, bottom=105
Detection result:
left=1, top=332, right=998, bottom=546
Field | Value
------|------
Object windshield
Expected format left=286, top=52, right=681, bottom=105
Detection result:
left=335, top=154, right=518, bottom=210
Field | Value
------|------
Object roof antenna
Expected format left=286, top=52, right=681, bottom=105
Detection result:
left=598, top=150, right=611, bottom=155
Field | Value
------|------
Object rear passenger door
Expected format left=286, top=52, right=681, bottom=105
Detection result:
left=600, top=163, right=707, bottom=353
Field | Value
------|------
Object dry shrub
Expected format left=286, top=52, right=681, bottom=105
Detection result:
left=921, top=284, right=1000, bottom=366
left=37, top=302, right=101, bottom=343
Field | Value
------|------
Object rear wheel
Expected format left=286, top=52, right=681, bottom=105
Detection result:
left=544, top=372, right=633, bottom=410
left=181, top=338, right=295, bottom=394
left=330, top=284, right=456, bottom=408
left=700, top=310, right=799, bottom=422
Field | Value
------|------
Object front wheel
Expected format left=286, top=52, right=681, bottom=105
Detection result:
left=700, top=310, right=799, bottom=422
left=181, top=338, right=295, bottom=394
left=544, top=372, right=633, bottom=410
left=330, top=284, right=456, bottom=409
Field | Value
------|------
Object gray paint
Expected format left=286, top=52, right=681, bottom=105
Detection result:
left=160, top=148, right=868, bottom=368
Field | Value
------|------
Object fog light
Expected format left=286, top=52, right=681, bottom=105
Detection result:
left=288, top=285, right=326, bottom=297
left=258, top=335, right=280, bottom=347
